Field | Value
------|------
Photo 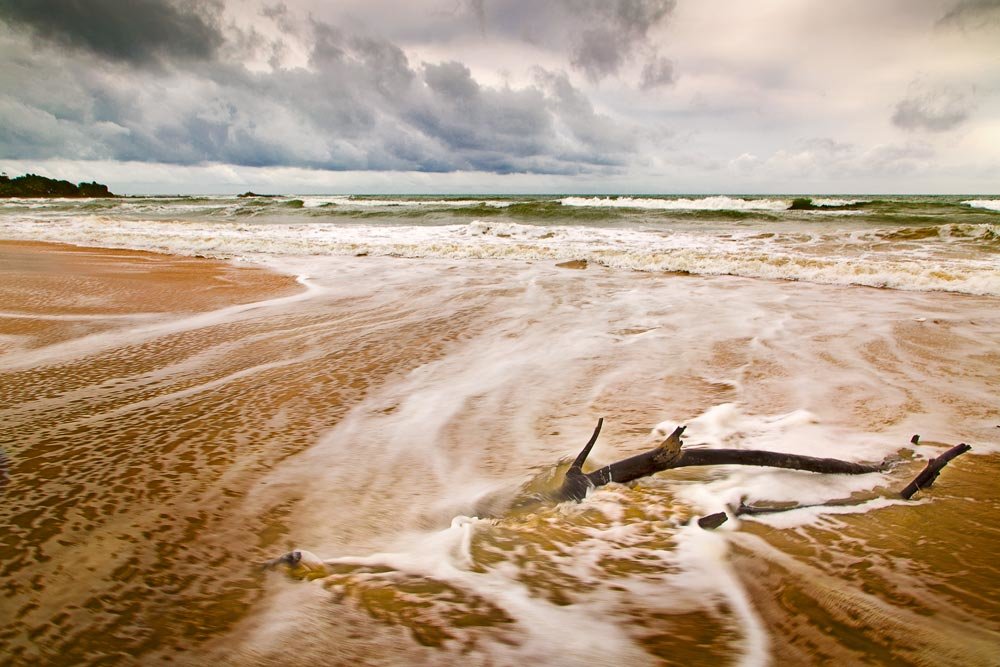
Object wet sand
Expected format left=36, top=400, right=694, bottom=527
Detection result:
left=0, top=241, right=301, bottom=352
left=1, top=242, right=525, bottom=665
left=0, top=242, right=306, bottom=662
left=1, top=241, right=998, bottom=666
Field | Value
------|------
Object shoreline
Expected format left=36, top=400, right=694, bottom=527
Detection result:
left=0, top=239, right=305, bottom=363
left=0, top=238, right=303, bottom=311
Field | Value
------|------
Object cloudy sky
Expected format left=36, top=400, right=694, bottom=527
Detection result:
left=0, top=0, right=998, bottom=193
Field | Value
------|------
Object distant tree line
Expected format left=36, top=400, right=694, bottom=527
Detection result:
left=0, top=173, right=116, bottom=198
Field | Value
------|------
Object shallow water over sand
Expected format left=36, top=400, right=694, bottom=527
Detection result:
left=1, top=242, right=998, bottom=666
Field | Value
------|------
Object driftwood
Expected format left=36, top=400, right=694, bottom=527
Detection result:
left=697, top=512, right=729, bottom=529
left=557, top=418, right=889, bottom=502
left=557, top=421, right=973, bottom=530
left=268, top=423, right=977, bottom=588
left=268, top=424, right=976, bottom=575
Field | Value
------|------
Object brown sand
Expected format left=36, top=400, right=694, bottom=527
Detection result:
left=0, top=242, right=310, bottom=663
left=0, top=241, right=498, bottom=665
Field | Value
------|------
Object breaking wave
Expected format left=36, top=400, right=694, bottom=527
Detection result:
left=2, top=215, right=997, bottom=296
left=560, top=196, right=790, bottom=211
left=810, top=198, right=869, bottom=207
left=299, top=196, right=515, bottom=209
left=963, top=199, right=1000, bottom=212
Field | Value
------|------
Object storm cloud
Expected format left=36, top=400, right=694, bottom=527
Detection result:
left=0, top=0, right=223, bottom=66
left=0, top=11, right=637, bottom=174
left=570, top=0, right=675, bottom=81
left=460, top=0, right=676, bottom=83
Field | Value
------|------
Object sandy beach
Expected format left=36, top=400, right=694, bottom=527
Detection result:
left=2, top=236, right=998, bottom=666
left=3, top=1, right=998, bottom=663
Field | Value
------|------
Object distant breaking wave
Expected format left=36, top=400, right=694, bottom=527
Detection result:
left=299, top=196, right=514, bottom=209
left=963, top=200, right=1000, bottom=212
left=810, top=198, right=868, bottom=207
left=559, top=196, right=790, bottom=211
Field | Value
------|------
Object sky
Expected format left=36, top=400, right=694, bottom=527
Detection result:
left=0, top=0, right=998, bottom=194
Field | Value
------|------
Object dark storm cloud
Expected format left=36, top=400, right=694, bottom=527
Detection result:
left=891, top=88, right=973, bottom=132
left=572, top=27, right=629, bottom=82
left=0, top=0, right=224, bottom=66
left=570, top=0, right=675, bottom=82
left=0, top=13, right=637, bottom=175
left=430, top=0, right=676, bottom=83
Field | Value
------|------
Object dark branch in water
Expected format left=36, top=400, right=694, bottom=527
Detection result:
left=570, top=418, right=604, bottom=470
left=732, top=441, right=973, bottom=516
left=733, top=496, right=872, bottom=517
left=556, top=420, right=886, bottom=502
left=561, top=417, right=604, bottom=502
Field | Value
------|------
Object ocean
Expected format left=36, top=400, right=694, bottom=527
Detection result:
left=1, top=194, right=999, bottom=295
left=1, top=194, right=998, bottom=666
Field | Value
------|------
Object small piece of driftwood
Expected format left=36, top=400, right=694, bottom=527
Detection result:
left=697, top=512, right=729, bottom=529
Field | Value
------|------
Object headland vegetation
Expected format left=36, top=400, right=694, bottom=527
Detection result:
left=0, top=172, right=115, bottom=198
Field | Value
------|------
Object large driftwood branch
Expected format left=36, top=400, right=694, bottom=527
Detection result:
left=557, top=419, right=888, bottom=501
left=268, top=426, right=976, bottom=574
